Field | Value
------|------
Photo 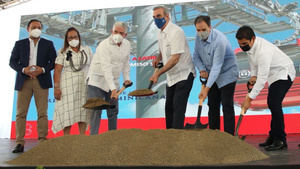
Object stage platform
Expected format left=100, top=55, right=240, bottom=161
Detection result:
left=1, top=134, right=300, bottom=169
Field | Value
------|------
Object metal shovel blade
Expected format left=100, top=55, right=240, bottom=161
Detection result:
left=93, top=104, right=116, bottom=110
left=83, top=97, right=115, bottom=110
left=184, top=105, right=208, bottom=129
left=195, top=105, right=208, bottom=129
left=128, top=89, right=157, bottom=97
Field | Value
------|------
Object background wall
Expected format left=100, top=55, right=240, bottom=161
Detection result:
left=0, top=0, right=194, bottom=138
left=1, top=0, right=300, bottom=139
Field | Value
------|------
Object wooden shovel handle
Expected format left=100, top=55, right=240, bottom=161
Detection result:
left=240, top=107, right=246, bottom=115
left=199, top=84, right=206, bottom=106
left=148, top=63, right=163, bottom=89
left=117, top=82, right=133, bottom=95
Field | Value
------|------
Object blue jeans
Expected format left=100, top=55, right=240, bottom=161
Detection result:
left=87, top=85, right=119, bottom=135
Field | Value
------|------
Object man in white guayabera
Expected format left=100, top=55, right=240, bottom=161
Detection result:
left=86, top=21, right=132, bottom=135
left=150, top=6, right=196, bottom=129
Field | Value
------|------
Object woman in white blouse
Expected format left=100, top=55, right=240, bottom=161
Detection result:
left=236, top=25, right=295, bottom=151
left=52, top=27, right=93, bottom=135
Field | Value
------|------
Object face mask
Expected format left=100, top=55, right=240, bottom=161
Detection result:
left=240, top=44, right=251, bottom=52
left=198, top=31, right=209, bottom=40
left=112, top=34, right=124, bottom=44
left=30, top=29, right=42, bottom=38
left=68, top=39, right=79, bottom=48
left=154, top=17, right=167, bottom=29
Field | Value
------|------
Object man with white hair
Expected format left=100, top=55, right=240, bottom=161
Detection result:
left=86, top=21, right=132, bottom=135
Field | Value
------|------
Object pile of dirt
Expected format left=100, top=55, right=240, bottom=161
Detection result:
left=7, top=129, right=268, bottom=166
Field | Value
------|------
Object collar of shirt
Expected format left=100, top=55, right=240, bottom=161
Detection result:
left=246, top=37, right=257, bottom=56
left=67, top=46, right=86, bottom=53
left=29, top=37, right=40, bottom=46
left=205, top=29, right=213, bottom=44
left=161, top=21, right=172, bottom=34
left=198, top=29, right=214, bottom=45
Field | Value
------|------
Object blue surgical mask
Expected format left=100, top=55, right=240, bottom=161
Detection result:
left=154, top=17, right=166, bottom=29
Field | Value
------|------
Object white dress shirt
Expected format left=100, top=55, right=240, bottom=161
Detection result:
left=22, top=38, right=45, bottom=73
left=158, top=22, right=196, bottom=87
left=87, top=35, right=131, bottom=92
left=29, top=38, right=39, bottom=66
left=247, top=37, right=296, bottom=99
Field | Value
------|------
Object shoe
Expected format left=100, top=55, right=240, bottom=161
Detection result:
left=265, top=140, right=287, bottom=151
left=259, top=136, right=273, bottom=147
left=12, top=144, right=24, bottom=153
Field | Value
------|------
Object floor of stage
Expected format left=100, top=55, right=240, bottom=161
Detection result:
left=0, top=134, right=300, bottom=169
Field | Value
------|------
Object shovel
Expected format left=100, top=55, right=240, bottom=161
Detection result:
left=83, top=82, right=133, bottom=110
left=235, top=81, right=254, bottom=140
left=128, top=62, right=163, bottom=97
left=184, top=78, right=208, bottom=129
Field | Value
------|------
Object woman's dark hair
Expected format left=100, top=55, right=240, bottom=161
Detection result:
left=236, top=25, right=256, bottom=40
left=62, top=27, right=81, bottom=53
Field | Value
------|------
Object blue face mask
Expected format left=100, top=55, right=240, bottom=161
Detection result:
left=154, top=17, right=166, bottom=29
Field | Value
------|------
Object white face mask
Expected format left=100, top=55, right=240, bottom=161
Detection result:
left=198, top=30, right=210, bottom=40
left=68, top=39, right=79, bottom=48
left=112, top=34, right=124, bottom=44
left=30, top=29, right=42, bottom=38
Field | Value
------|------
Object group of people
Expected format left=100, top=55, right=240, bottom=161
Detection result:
left=9, top=6, right=296, bottom=153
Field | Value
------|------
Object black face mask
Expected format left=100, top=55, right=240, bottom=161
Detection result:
left=240, top=44, right=251, bottom=52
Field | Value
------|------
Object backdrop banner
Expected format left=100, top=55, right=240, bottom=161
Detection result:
left=10, top=0, right=300, bottom=138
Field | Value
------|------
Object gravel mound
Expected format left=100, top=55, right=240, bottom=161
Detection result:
left=7, top=129, right=268, bottom=166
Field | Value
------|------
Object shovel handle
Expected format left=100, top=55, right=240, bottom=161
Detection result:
left=240, top=107, right=246, bottom=115
left=198, top=84, right=206, bottom=106
left=199, top=98, right=205, bottom=106
left=247, top=81, right=254, bottom=93
left=148, top=81, right=154, bottom=89
left=123, top=82, right=133, bottom=88
left=117, top=82, right=133, bottom=96
left=200, top=77, right=207, bottom=85
left=240, top=82, right=252, bottom=115
left=156, top=62, right=163, bottom=69
left=148, top=63, right=163, bottom=89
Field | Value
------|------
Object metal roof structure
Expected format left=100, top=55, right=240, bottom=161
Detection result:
left=20, top=0, right=299, bottom=49
left=0, top=0, right=30, bottom=10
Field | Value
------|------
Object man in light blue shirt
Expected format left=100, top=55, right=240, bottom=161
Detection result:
left=193, top=15, right=238, bottom=135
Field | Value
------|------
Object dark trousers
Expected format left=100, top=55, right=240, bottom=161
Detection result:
left=267, top=76, right=293, bottom=142
left=207, top=81, right=236, bottom=135
left=165, top=73, right=194, bottom=129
